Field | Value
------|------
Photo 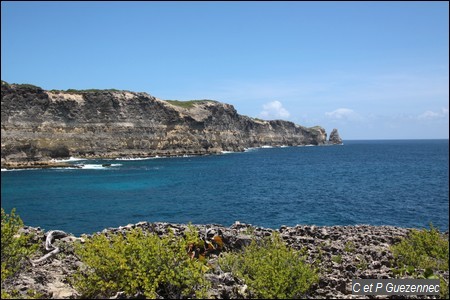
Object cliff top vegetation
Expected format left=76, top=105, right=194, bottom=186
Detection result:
left=165, top=99, right=219, bottom=109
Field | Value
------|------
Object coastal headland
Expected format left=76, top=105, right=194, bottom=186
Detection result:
left=1, top=81, right=342, bottom=169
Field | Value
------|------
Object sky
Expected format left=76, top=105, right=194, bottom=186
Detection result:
left=1, top=1, right=449, bottom=140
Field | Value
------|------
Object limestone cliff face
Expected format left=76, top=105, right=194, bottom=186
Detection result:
left=1, top=82, right=338, bottom=163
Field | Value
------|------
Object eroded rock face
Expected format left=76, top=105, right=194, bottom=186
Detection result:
left=329, top=128, right=343, bottom=144
left=1, top=83, right=331, bottom=164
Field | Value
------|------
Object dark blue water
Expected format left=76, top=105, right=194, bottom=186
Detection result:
left=1, top=140, right=448, bottom=235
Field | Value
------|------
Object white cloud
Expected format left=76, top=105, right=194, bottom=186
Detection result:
left=325, top=108, right=362, bottom=121
left=259, top=101, right=290, bottom=119
left=418, top=110, right=440, bottom=120
left=418, top=108, right=449, bottom=120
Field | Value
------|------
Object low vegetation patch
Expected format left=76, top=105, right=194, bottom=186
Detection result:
left=6, top=209, right=448, bottom=299
left=165, top=99, right=217, bottom=109
left=5, top=83, right=42, bottom=90
left=251, top=117, right=267, bottom=123
left=391, top=224, right=449, bottom=298
left=49, top=88, right=121, bottom=94
left=344, top=241, right=356, bottom=253
left=332, top=254, right=343, bottom=264
left=72, top=226, right=210, bottom=299
left=1, top=208, right=39, bottom=298
left=391, top=224, right=448, bottom=271
left=219, top=233, right=318, bottom=299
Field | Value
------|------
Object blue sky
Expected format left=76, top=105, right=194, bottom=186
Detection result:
left=2, top=1, right=448, bottom=139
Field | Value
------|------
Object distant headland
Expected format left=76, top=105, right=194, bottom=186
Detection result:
left=1, top=81, right=342, bottom=169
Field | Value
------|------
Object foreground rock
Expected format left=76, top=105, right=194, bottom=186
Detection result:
left=1, top=82, right=341, bottom=168
left=7, top=222, right=448, bottom=299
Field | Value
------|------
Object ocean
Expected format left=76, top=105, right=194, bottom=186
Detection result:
left=1, top=140, right=448, bottom=236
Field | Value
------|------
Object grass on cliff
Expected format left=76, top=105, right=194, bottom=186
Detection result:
left=165, top=99, right=217, bottom=109
left=1, top=81, right=42, bottom=90
left=48, top=88, right=121, bottom=94
left=219, top=232, right=319, bottom=299
left=1, top=208, right=39, bottom=298
left=1, top=81, right=122, bottom=93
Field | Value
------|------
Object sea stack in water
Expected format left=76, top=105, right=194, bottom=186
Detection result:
left=328, top=128, right=343, bottom=144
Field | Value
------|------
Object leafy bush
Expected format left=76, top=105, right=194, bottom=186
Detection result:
left=391, top=224, right=448, bottom=271
left=356, top=255, right=368, bottom=271
left=1, top=208, right=38, bottom=297
left=1, top=208, right=37, bottom=281
left=391, top=224, right=449, bottom=298
left=219, top=233, right=318, bottom=299
left=72, top=227, right=210, bottom=299
left=344, top=241, right=355, bottom=253
left=332, top=254, right=343, bottom=264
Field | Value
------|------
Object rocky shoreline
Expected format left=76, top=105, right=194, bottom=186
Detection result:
left=1, top=161, right=74, bottom=170
left=7, top=221, right=448, bottom=299
left=1, top=143, right=339, bottom=170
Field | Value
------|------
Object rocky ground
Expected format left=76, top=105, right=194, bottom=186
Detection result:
left=4, top=222, right=448, bottom=299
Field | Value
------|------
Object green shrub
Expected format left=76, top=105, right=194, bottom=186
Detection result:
left=356, top=255, right=368, bottom=271
left=391, top=224, right=449, bottom=298
left=391, top=224, right=448, bottom=271
left=1, top=208, right=38, bottom=282
left=72, top=227, right=210, bottom=299
left=219, top=233, right=318, bottom=299
left=332, top=254, right=343, bottom=264
left=344, top=241, right=355, bottom=253
left=1, top=208, right=39, bottom=298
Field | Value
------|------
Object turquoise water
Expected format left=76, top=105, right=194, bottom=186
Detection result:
left=1, top=140, right=448, bottom=235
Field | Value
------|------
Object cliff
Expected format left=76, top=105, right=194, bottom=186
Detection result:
left=1, top=82, right=341, bottom=166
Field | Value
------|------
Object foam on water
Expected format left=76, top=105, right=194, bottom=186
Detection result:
left=115, top=157, right=158, bottom=161
left=75, top=163, right=122, bottom=170
left=50, top=157, right=86, bottom=162
left=221, top=151, right=235, bottom=154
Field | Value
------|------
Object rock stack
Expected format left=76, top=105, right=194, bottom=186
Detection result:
left=329, top=128, right=343, bottom=144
